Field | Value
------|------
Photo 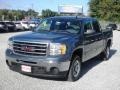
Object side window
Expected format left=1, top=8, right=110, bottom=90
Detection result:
left=84, top=21, right=95, bottom=34
left=92, top=20, right=101, bottom=32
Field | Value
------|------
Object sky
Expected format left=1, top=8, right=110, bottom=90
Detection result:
left=0, top=0, right=89, bottom=15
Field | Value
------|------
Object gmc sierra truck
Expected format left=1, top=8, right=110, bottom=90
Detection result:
left=6, top=16, right=113, bottom=81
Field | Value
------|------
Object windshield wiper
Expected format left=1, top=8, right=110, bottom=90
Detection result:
left=34, top=29, right=50, bottom=32
left=52, top=30, right=72, bottom=34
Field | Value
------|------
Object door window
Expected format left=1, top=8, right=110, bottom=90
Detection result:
left=84, top=21, right=95, bottom=34
left=92, top=20, right=101, bottom=33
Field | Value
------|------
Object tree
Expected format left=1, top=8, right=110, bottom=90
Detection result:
left=0, top=9, right=9, bottom=20
left=0, top=9, right=39, bottom=21
left=41, top=9, right=59, bottom=18
left=27, top=9, right=39, bottom=18
left=89, top=0, right=120, bottom=22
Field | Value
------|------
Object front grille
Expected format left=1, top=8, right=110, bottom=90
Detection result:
left=13, top=41, right=48, bottom=56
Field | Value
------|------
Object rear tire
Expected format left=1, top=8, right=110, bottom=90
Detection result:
left=68, top=55, right=81, bottom=81
left=100, top=46, right=110, bottom=61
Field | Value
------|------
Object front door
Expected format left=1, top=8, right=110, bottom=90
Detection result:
left=83, top=20, right=98, bottom=62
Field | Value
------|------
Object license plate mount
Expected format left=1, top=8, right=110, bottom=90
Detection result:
left=21, top=65, right=31, bottom=72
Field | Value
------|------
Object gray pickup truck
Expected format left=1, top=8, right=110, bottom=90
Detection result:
left=6, top=16, right=113, bottom=81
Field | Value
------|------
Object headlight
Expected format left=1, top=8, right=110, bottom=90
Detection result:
left=8, top=40, right=13, bottom=50
left=50, top=43, right=67, bottom=55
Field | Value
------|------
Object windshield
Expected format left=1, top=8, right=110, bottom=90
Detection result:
left=15, top=22, right=20, bottom=24
left=35, top=18, right=81, bottom=34
left=6, top=22, right=14, bottom=25
left=22, top=22, right=28, bottom=24
left=35, top=19, right=52, bottom=31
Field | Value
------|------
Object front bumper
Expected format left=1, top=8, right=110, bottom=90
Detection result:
left=6, top=49, right=70, bottom=78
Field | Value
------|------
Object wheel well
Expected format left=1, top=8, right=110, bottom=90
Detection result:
left=71, top=49, right=83, bottom=62
left=107, top=39, right=111, bottom=47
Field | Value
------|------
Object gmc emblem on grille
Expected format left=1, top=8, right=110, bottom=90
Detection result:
left=21, top=46, right=33, bottom=52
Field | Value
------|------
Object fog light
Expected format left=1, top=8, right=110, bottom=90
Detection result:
left=51, top=67, right=59, bottom=74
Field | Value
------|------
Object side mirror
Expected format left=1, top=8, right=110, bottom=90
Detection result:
left=84, top=29, right=95, bottom=35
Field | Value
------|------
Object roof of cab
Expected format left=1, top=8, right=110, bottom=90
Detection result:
left=49, top=16, right=96, bottom=21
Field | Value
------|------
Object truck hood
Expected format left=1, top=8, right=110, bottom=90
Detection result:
left=12, top=31, right=76, bottom=43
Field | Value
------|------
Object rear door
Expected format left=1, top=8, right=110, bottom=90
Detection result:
left=92, top=20, right=104, bottom=55
left=83, top=20, right=104, bottom=62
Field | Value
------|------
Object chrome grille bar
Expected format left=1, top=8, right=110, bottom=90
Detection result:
left=13, top=41, right=48, bottom=56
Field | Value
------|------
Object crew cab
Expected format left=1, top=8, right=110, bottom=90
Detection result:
left=6, top=16, right=113, bottom=81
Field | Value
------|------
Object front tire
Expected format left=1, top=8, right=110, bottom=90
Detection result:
left=68, top=55, right=81, bottom=81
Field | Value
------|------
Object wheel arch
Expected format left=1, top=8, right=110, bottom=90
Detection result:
left=67, top=48, right=83, bottom=81
left=107, top=39, right=112, bottom=47
left=71, top=48, right=83, bottom=62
